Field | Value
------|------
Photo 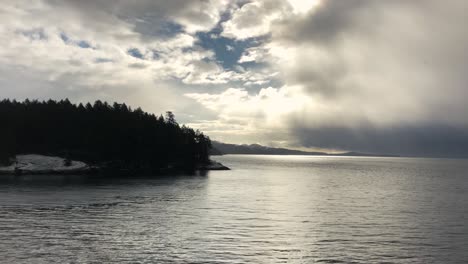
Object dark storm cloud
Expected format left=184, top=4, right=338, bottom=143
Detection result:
left=275, top=0, right=369, bottom=45
left=287, top=58, right=347, bottom=98
left=266, top=0, right=468, bottom=156
left=293, top=124, right=468, bottom=158
left=276, top=0, right=468, bottom=101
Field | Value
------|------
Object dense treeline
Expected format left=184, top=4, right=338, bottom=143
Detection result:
left=0, top=99, right=211, bottom=170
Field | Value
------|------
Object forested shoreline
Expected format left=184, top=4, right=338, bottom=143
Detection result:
left=0, top=99, right=212, bottom=172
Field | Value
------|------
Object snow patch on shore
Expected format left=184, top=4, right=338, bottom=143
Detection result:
left=0, top=154, right=89, bottom=174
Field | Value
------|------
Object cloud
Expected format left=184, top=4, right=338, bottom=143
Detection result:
left=238, top=46, right=270, bottom=63
left=273, top=0, right=368, bottom=45
left=2, top=0, right=468, bottom=157
left=46, top=0, right=228, bottom=35
left=222, top=0, right=291, bottom=39
left=271, top=0, right=468, bottom=128
left=185, top=85, right=309, bottom=143
left=0, top=0, right=231, bottom=112
left=210, top=0, right=468, bottom=156
left=293, top=124, right=468, bottom=158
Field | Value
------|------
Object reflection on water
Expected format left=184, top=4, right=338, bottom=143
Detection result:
left=1, top=155, right=468, bottom=263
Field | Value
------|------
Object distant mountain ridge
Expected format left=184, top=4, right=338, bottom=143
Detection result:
left=211, top=141, right=399, bottom=157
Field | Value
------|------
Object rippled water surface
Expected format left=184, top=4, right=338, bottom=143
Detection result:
left=1, top=155, right=468, bottom=263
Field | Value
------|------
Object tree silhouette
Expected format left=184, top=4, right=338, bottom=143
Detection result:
left=0, top=99, right=212, bottom=171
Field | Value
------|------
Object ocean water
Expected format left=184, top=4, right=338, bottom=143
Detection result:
left=0, top=155, right=467, bottom=263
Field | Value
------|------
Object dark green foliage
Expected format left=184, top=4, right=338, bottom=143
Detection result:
left=0, top=99, right=211, bottom=170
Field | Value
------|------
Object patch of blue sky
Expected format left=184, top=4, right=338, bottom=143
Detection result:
left=59, top=32, right=69, bottom=42
left=59, top=32, right=94, bottom=49
left=77, top=40, right=92, bottom=49
left=195, top=8, right=268, bottom=71
left=127, top=48, right=144, bottom=59
left=196, top=31, right=265, bottom=70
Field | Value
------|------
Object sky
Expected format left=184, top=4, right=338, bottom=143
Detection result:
left=1, top=0, right=468, bottom=157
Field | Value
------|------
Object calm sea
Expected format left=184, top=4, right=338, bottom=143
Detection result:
left=1, top=155, right=467, bottom=263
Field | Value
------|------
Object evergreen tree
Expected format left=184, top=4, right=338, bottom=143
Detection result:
left=0, top=99, right=212, bottom=171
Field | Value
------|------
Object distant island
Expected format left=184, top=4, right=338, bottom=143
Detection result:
left=0, top=99, right=228, bottom=175
left=211, top=141, right=399, bottom=157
